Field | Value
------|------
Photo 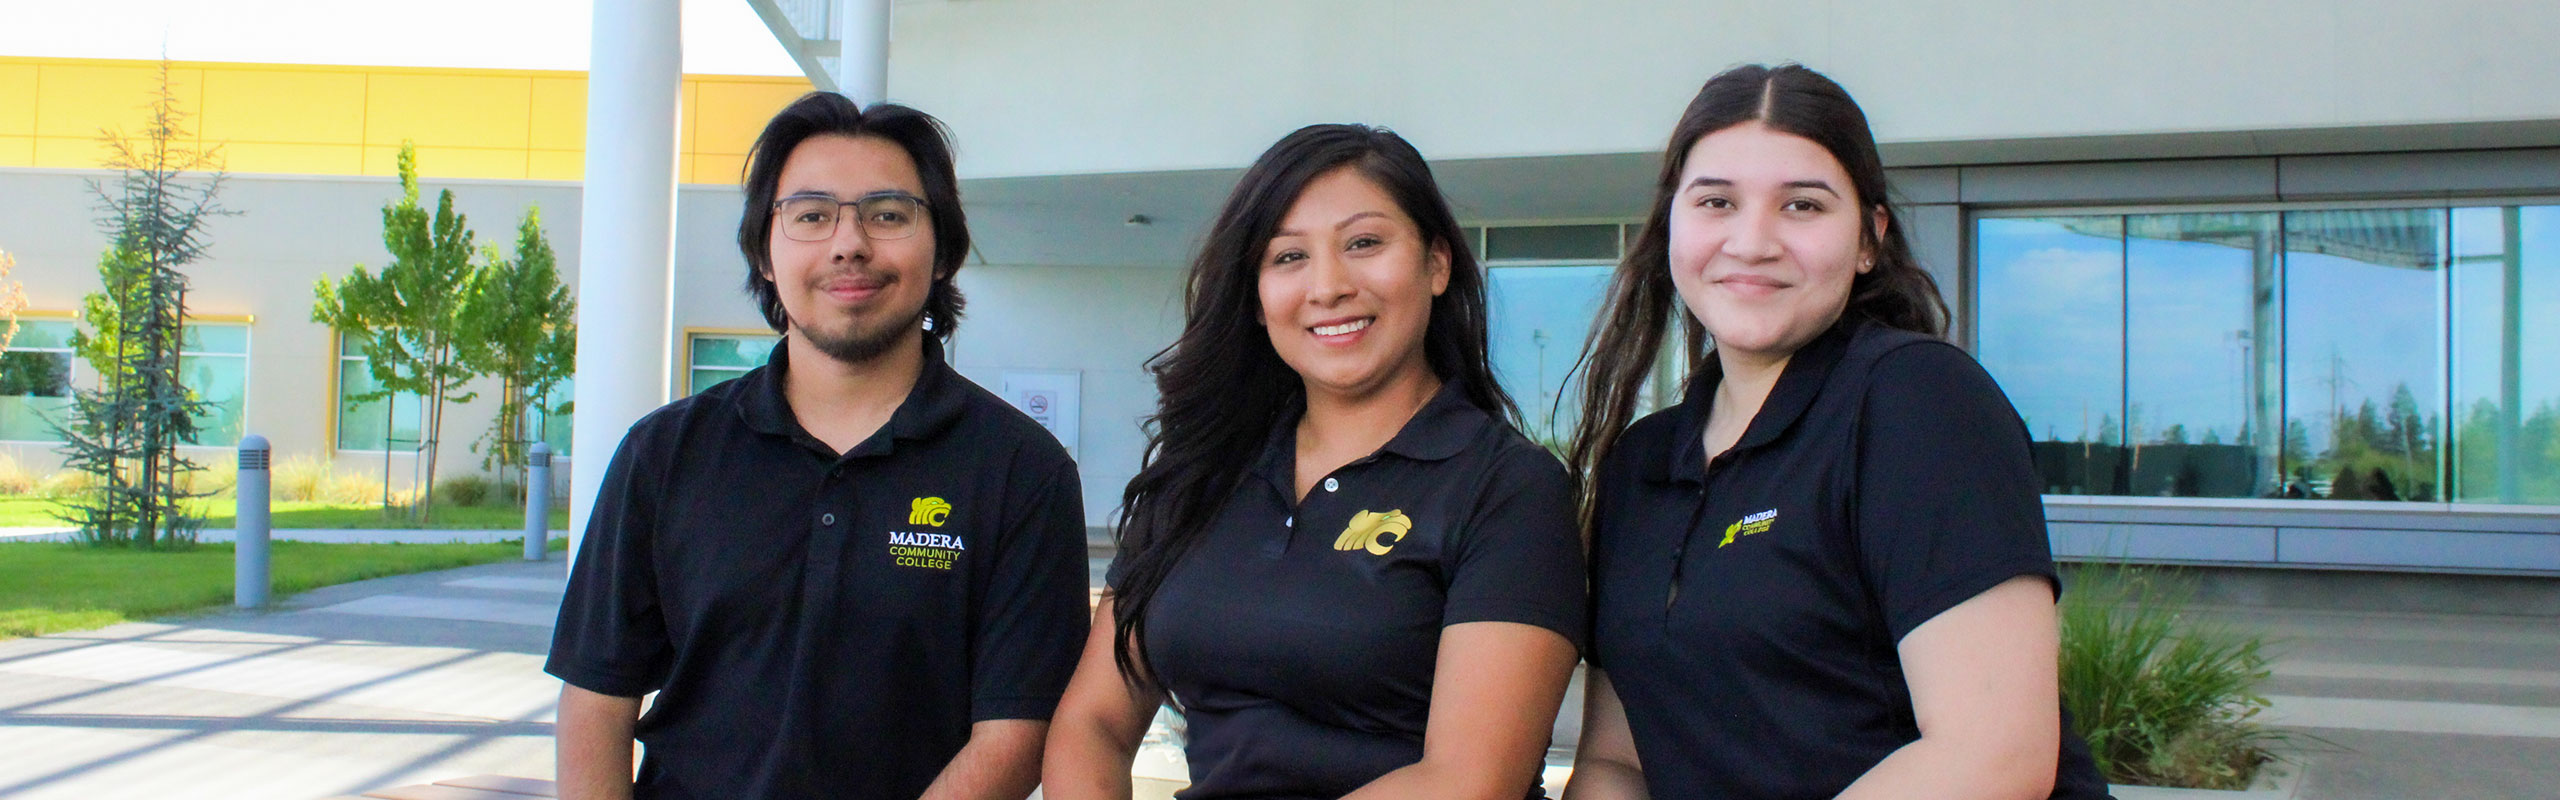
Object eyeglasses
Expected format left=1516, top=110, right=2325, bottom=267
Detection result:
left=773, top=192, right=931, bottom=242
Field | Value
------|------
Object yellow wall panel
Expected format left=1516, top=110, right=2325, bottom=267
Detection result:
left=201, top=69, right=366, bottom=145
left=4, top=58, right=814, bottom=181
left=691, top=80, right=810, bottom=156
left=527, top=150, right=583, bottom=181
left=692, top=153, right=747, bottom=186
left=678, top=81, right=701, bottom=155
left=0, top=65, right=37, bottom=136
left=364, top=73, right=532, bottom=150
left=33, top=134, right=120, bottom=168
left=362, top=144, right=528, bottom=180
left=220, top=141, right=363, bottom=176
left=37, top=63, right=204, bottom=142
left=528, top=77, right=587, bottom=151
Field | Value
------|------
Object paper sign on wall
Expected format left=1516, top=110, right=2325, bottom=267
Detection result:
left=1001, top=369, right=1080, bottom=458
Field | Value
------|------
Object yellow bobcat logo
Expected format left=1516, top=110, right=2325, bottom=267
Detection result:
left=1333, top=510, right=1413, bottom=555
left=1717, top=509, right=1777, bottom=548
left=909, top=497, right=952, bottom=527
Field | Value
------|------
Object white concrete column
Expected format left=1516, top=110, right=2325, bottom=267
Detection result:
left=835, top=0, right=890, bottom=104
left=570, top=0, right=682, bottom=558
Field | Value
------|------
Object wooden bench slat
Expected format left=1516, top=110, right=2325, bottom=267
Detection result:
left=362, top=785, right=543, bottom=800
left=432, top=774, right=558, bottom=797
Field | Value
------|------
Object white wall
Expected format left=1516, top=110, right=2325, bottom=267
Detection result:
left=947, top=263, right=1189, bottom=527
left=0, top=168, right=759, bottom=488
left=889, top=0, right=2560, bottom=178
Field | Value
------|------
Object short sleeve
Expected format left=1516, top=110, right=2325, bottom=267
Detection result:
left=970, top=457, right=1091, bottom=722
left=1854, top=342, right=2059, bottom=644
left=1443, top=445, right=1590, bottom=652
left=545, top=423, right=673, bottom=698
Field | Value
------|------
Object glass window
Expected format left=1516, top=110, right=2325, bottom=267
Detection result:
left=1975, top=216, right=2126, bottom=494
left=531, top=378, right=573, bottom=458
left=2283, top=209, right=2446, bottom=501
left=179, top=322, right=249, bottom=446
left=688, top=333, right=778, bottom=395
left=337, top=330, right=426, bottom=452
left=2450, top=205, right=2560, bottom=504
left=1486, top=265, right=1614, bottom=449
left=0, top=319, right=76, bottom=443
left=1485, top=224, right=1621, bottom=262
left=2124, top=213, right=2280, bottom=497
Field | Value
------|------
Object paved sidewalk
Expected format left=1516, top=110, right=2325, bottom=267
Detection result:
left=2203, top=604, right=2560, bottom=799
left=5, top=551, right=2555, bottom=798
left=0, top=558, right=568, bottom=800
left=0, top=527, right=567, bottom=544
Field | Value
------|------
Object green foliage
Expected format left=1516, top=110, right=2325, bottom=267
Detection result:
left=2059, top=565, right=2282, bottom=790
left=53, top=59, right=228, bottom=550
left=312, top=142, right=483, bottom=521
left=437, top=473, right=494, bottom=507
left=457, top=207, right=576, bottom=491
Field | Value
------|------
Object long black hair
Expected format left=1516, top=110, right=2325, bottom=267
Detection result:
left=1110, top=124, right=1517, bottom=681
left=1567, top=63, right=1948, bottom=519
left=736, top=92, right=970, bottom=339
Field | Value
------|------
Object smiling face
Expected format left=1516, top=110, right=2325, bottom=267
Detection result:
left=763, top=133, right=939, bottom=365
left=1666, top=120, right=1882, bottom=363
left=1256, top=166, right=1452, bottom=402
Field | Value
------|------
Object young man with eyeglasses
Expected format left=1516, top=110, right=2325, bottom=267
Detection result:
left=548, top=93, right=1089, bottom=800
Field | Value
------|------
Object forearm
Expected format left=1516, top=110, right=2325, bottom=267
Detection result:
left=555, top=686, right=641, bottom=800
left=920, top=719, right=1046, bottom=800
left=1557, top=757, right=1647, bottom=800
left=1833, top=733, right=2055, bottom=800
left=1339, top=759, right=1529, bottom=800
left=1038, top=713, right=1141, bottom=800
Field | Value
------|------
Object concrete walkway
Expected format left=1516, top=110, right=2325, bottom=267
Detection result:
left=0, top=527, right=566, bottom=544
left=0, top=558, right=567, bottom=800
left=3, top=553, right=2556, bottom=798
left=2205, top=603, right=2560, bottom=799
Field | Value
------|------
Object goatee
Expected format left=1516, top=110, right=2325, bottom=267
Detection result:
left=797, top=302, right=927, bottom=365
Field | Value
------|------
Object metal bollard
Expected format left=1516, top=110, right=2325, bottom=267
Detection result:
left=525, top=443, right=552, bottom=561
left=235, top=435, right=272, bottom=608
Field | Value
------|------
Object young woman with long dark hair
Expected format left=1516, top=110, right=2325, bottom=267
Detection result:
left=1560, top=64, right=2111, bottom=799
left=1043, top=124, right=1586, bottom=799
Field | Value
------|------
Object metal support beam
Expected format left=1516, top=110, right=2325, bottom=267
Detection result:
left=834, top=0, right=890, bottom=103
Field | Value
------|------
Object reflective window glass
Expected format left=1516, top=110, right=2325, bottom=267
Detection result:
left=2124, top=213, right=2279, bottom=497
left=336, top=330, right=427, bottom=451
left=2282, top=209, right=2446, bottom=500
left=0, top=320, right=76, bottom=442
left=1486, top=265, right=1613, bottom=448
left=688, top=334, right=778, bottom=395
left=2450, top=205, right=2560, bottom=503
left=1975, top=216, right=2126, bottom=494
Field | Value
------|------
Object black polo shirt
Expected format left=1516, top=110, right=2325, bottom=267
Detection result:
left=1109, top=383, right=1585, bottom=800
left=1587, top=319, right=2109, bottom=799
left=546, top=337, right=1090, bottom=800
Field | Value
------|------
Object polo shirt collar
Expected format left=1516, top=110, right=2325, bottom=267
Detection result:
left=735, top=334, right=970, bottom=455
left=1249, top=379, right=1493, bottom=496
left=1656, top=316, right=1863, bottom=483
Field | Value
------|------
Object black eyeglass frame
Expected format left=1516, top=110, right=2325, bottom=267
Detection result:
left=771, top=190, right=934, bottom=242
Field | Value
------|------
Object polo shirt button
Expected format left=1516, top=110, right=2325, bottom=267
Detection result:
left=821, top=513, right=837, bottom=526
left=1323, top=478, right=1339, bottom=492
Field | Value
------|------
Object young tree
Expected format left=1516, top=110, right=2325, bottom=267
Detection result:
left=459, top=207, right=576, bottom=498
left=312, top=143, right=481, bottom=521
left=54, top=60, right=229, bottom=548
left=0, top=249, right=25, bottom=351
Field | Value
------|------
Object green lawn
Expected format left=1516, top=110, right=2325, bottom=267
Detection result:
left=0, top=496, right=569, bottom=530
left=0, top=537, right=568, bottom=640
